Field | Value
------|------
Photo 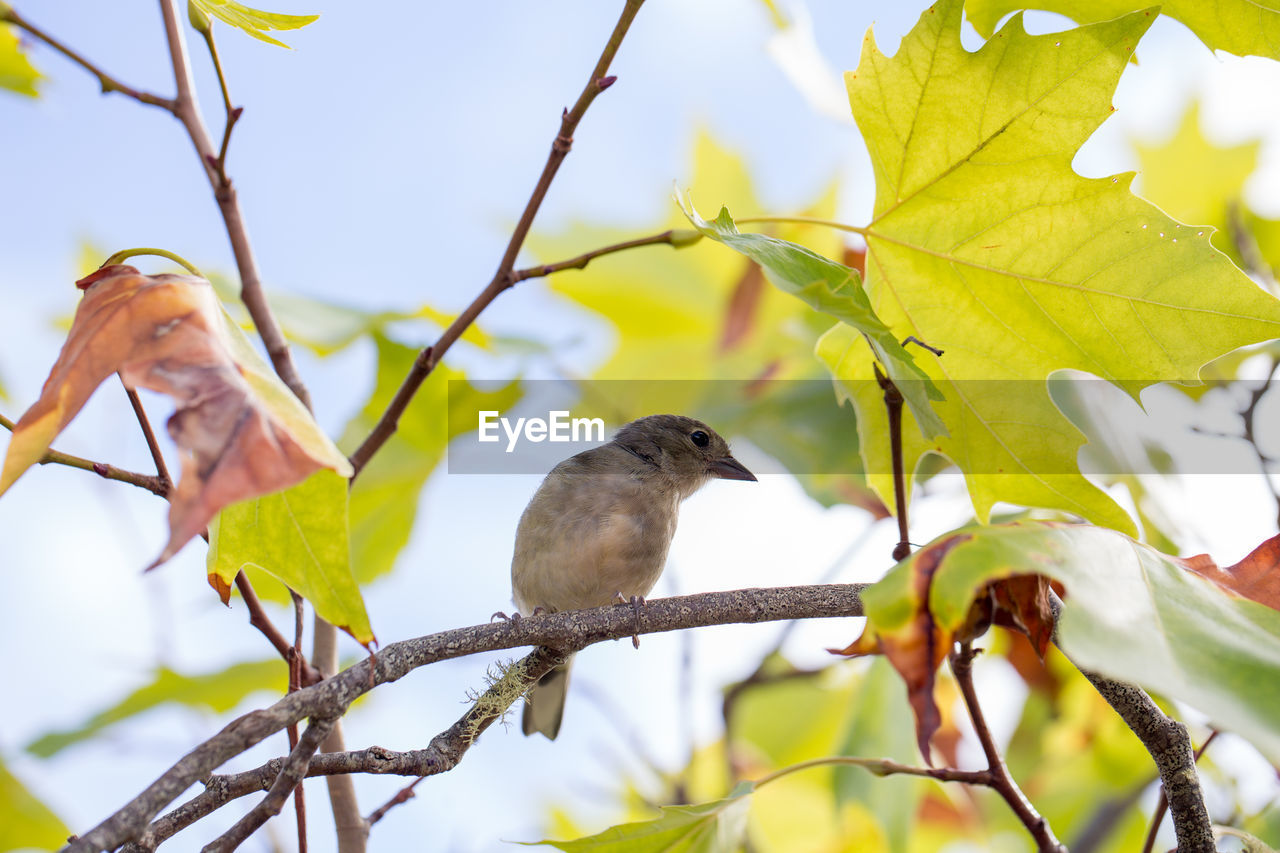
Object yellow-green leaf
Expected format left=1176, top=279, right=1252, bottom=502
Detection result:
left=26, top=660, right=284, bottom=757
left=0, top=23, right=39, bottom=97
left=0, top=757, right=69, bottom=850
left=524, top=782, right=753, bottom=852
left=1133, top=100, right=1258, bottom=261
left=680, top=199, right=945, bottom=437
left=188, top=0, right=317, bottom=48
left=338, top=334, right=520, bottom=585
left=968, top=0, right=1280, bottom=60
left=823, top=0, right=1280, bottom=532
left=208, top=469, right=374, bottom=646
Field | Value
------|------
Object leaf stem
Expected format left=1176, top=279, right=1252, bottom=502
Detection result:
left=735, top=215, right=869, bottom=236
left=752, top=755, right=988, bottom=789
left=347, top=0, right=646, bottom=479
left=951, top=641, right=1066, bottom=853
left=0, top=6, right=176, bottom=109
left=102, top=247, right=203, bottom=277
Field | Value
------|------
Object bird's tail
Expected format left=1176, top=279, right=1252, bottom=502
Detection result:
left=522, top=657, right=573, bottom=740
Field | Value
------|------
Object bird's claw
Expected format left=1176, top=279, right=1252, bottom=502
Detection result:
left=614, top=593, right=646, bottom=649
left=491, top=610, right=521, bottom=623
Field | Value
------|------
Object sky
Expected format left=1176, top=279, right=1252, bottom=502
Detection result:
left=3, top=1, right=1280, bottom=851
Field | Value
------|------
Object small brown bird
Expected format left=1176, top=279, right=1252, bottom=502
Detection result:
left=511, top=414, right=756, bottom=739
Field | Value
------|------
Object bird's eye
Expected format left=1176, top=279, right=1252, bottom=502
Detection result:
left=690, top=430, right=709, bottom=448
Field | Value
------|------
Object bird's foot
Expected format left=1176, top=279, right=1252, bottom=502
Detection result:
left=614, top=593, right=646, bottom=648
left=490, top=610, right=520, bottom=623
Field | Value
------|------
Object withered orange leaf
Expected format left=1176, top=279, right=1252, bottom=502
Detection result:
left=1181, top=534, right=1280, bottom=611
left=832, top=534, right=1056, bottom=762
left=0, top=265, right=353, bottom=566
left=831, top=535, right=971, bottom=762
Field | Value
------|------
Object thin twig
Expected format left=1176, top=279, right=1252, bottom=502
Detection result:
left=67, top=584, right=865, bottom=852
left=874, top=364, right=912, bottom=561
left=0, top=7, right=175, bottom=109
left=1141, top=730, right=1219, bottom=853
left=951, top=642, right=1065, bottom=853
left=508, top=228, right=700, bottom=284
left=194, top=25, right=242, bottom=184
left=2, top=413, right=168, bottom=496
left=364, top=777, right=426, bottom=827
left=119, top=375, right=172, bottom=494
left=231, top=572, right=323, bottom=686
left=752, top=754, right=990, bottom=788
left=155, top=0, right=310, bottom=409
left=347, top=0, right=646, bottom=479
left=1237, top=360, right=1280, bottom=529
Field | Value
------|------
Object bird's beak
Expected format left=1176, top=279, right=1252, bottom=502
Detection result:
left=710, top=455, right=756, bottom=482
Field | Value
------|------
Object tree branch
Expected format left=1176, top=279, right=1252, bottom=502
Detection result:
left=1, top=413, right=168, bottom=497
left=155, top=0, right=310, bottom=409
left=200, top=717, right=336, bottom=853
left=1141, top=730, right=1218, bottom=853
left=125, top=647, right=567, bottom=851
left=347, top=0, right=646, bottom=478
left=1079, top=671, right=1214, bottom=853
left=1047, top=594, right=1215, bottom=853
left=65, top=583, right=864, bottom=852
left=0, top=6, right=176, bottom=109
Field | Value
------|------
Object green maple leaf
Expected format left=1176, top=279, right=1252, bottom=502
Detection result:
left=966, top=0, right=1280, bottom=60
left=820, top=0, right=1280, bottom=533
left=209, top=470, right=375, bottom=646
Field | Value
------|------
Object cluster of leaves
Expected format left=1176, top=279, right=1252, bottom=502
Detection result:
left=5, top=0, right=1280, bottom=850
left=522, top=0, right=1280, bottom=850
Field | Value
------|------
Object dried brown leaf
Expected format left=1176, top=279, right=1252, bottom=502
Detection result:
left=0, top=265, right=351, bottom=566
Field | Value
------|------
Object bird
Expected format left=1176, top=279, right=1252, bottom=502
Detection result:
left=510, top=413, right=756, bottom=740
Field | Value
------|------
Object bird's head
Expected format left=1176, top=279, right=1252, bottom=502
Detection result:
left=613, top=414, right=756, bottom=497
